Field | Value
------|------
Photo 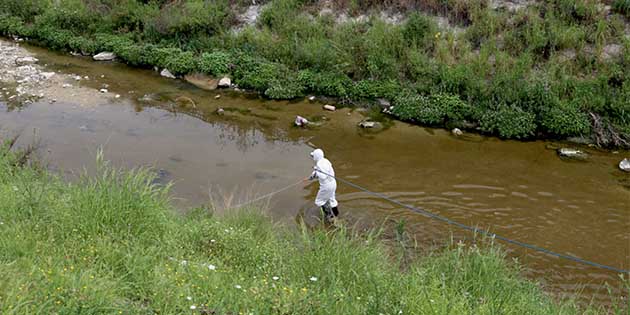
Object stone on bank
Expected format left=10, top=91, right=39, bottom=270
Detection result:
left=93, top=52, right=116, bottom=61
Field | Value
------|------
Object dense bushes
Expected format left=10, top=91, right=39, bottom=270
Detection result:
left=1, top=0, right=628, bottom=144
left=391, top=93, right=473, bottom=126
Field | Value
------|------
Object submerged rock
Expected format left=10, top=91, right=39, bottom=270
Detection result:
left=160, top=69, right=176, bottom=79
left=93, top=52, right=116, bottom=61
left=557, top=148, right=588, bottom=160
left=218, top=77, right=231, bottom=88
left=184, top=73, right=218, bottom=90
left=620, top=158, right=630, bottom=172
left=452, top=128, right=463, bottom=136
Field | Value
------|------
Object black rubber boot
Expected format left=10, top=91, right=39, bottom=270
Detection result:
left=332, top=206, right=339, bottom=217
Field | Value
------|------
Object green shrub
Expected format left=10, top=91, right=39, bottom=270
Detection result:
left=264, top=78, right=305, bottom=99
left=391, top=92, right=472, bottom=125
left=67, top=36, right=98, bottom=55
left=540, top=102, right=591, bottom=136
left=233, top=57, right=287, bottom=92
left=145, top=0, right=232, bottom=44
left=198, top=51, right=232, bottom=76
left=0, top=15, right=32, bottom=37
left=350, top=79, right=401, bottom=100
left=0, top=0, right=47, bottom=22
left=612, top=0, right=630, bottom=16
left=164, top=51, right=196, bottom=75
left=480, top=105, right=537, bottom=138
left=402, top=12, right=436, bottom=48
left=297, top=70, right=352, bottom=97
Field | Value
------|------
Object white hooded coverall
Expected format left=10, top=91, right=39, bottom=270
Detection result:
left=310, top=149, right=338, bottom=208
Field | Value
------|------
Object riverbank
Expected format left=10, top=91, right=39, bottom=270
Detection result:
left=1, top=0, right=629, bottom=148
left=1, top=141, right=622, bottom=314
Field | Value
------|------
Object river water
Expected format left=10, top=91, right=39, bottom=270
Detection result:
left=1, top=42, right=629, bottom=305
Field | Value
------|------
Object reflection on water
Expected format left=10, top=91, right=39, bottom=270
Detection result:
left=0, top=42, right=628, bottom=306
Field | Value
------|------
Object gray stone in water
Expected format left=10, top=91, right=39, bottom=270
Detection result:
left=557, top=148, right=588, bottom=160
left=184, top=73, right=219, bottom=90
left=452, top=128, right=463, bottom=136
left=619, top=158, right=630, bottom=172
left=93, top=52, right=116, bottom=61
left=218, top=77, right=231, bottom=88
left=160, top=69, right=176, bottom=79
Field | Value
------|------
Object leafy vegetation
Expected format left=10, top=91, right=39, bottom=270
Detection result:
left=0, top=0, right=629, bottom=145
left=1, top=142, right=626, bottom=314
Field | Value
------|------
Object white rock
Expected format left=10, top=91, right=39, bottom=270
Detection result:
left=100, top=89, right=108, bottom=93
left=41, top=72, right=55, bottom=80
left=115, top=94, right=121, bottom=99
left=323, top=104, right=336, bottom=111
left=160, top=69, right=176, bottom=79
left=93, top=52, right=116, bottom=61
left=15, top=57, right=38, bottom=65
left=452, top=128, right=463, bottom=136
left=215, top=94, right=221, bottom=99
left=619, top=158, right=630, bottom=172
left=295, top=115, right=309, bottom=126
left=308, top=96, right=316, bottom=101
left=359, top=121, right=376, bottom=128
left=216, top=108, right=225, bottom=115
left=62, top=84, right=72, bottom=88
left=218, top=77, right=231, bottom=88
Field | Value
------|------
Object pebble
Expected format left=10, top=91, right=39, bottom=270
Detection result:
left=323, top=104, right=336, bottom=111
left=215, top=94, right=221, bottom=99
left=115, top=94, right=120, bottom=99
left=62, top=84, right=72, bottom=88
left=99, top=89, right=108, bottom=93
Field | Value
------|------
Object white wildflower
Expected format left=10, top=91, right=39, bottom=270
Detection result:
left=186, top=296, right=192, bottom=301
left=210, top=239, right=216, bottom=243
left=190, top=305, right=196, bottom=310
left=309, top=276, right=317, bottom=282
left=207, top=264, right=216, bottom=271
left=235, top=285, right=242, bottom=289
left=272, top=276, right=279, bottom=281
left=180, top=260, right=188, bottom=266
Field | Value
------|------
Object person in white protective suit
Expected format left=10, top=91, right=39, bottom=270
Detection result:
left=309, top=148, right=339, bottom=219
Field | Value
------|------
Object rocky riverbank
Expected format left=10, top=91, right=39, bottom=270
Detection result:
left=0, top=39, right=117, bottom=108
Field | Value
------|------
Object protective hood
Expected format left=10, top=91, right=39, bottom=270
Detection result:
left=310, top=149, right=324, bottom=162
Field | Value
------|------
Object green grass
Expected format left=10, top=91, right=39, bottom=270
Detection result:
left=1, top=142, right=627, bottom=314
left=0, top=0, right=629, bottom=145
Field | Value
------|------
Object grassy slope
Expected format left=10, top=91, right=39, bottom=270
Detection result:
left=0, top=144, right=621, bottom=313
left=0, top=0, right=629, bottom=145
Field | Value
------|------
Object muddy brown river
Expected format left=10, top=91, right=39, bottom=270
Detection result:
left=1, top=42, right=629, bottom=305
